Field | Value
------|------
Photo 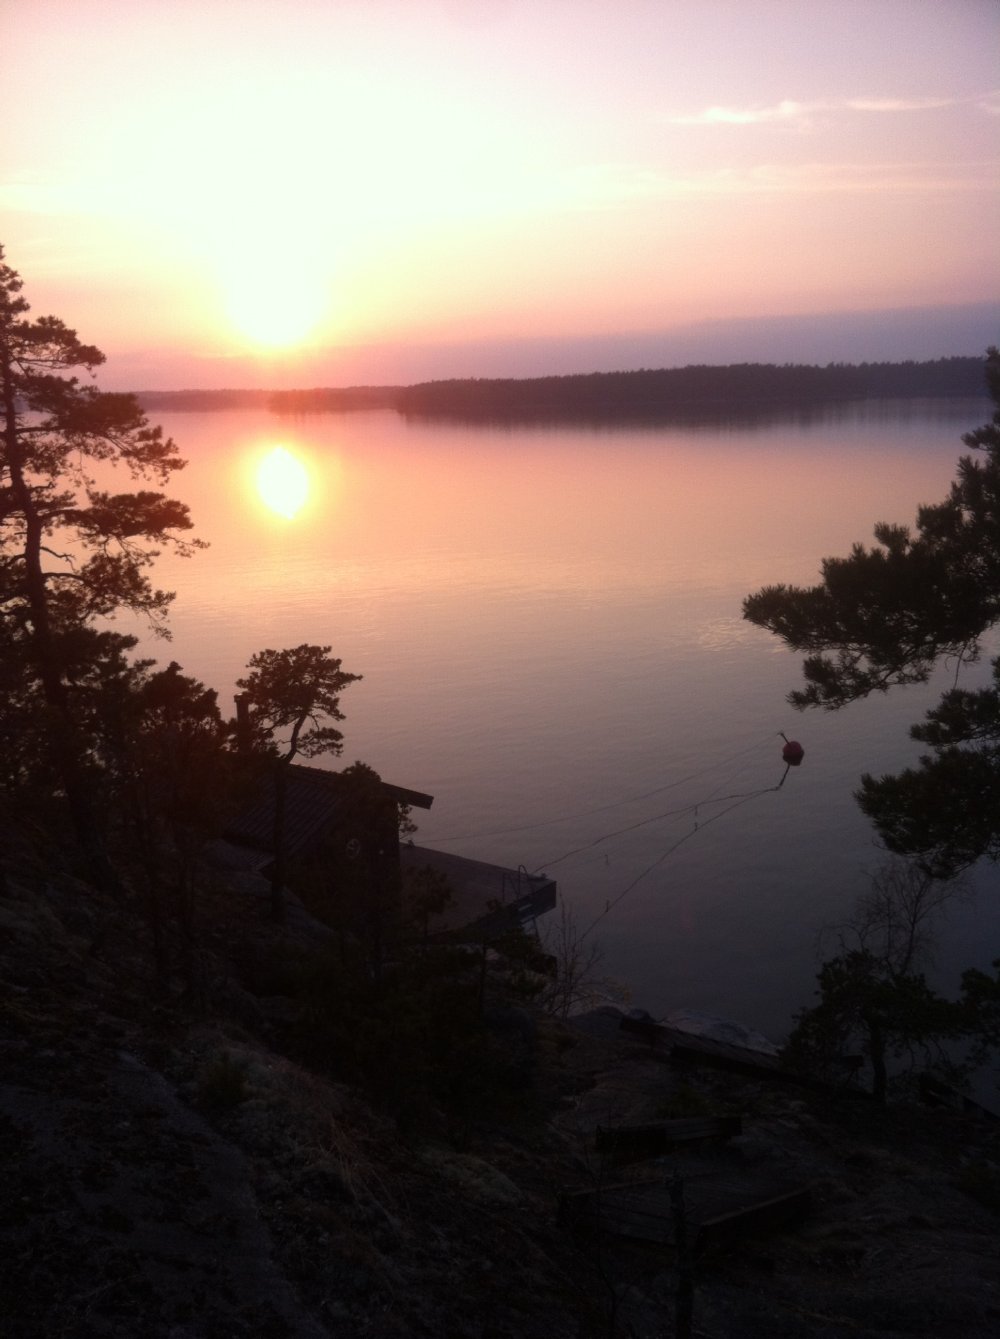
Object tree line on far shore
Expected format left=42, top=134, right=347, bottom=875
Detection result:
left=393, top=357, right=989, bottom=421
left=132, top=356, right=990, bottom=420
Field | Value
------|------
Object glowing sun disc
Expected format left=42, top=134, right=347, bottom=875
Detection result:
left=229, top=285, right=325, bottom=348
left=257, top=447, right=309, bottom=518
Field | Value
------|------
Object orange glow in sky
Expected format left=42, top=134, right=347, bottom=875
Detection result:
left=2, top=1, right=998, bottom=387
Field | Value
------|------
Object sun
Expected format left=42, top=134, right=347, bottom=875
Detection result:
left=257, top=446, right=310, bottom=518
left=228, top=280, right=327, bottom=349
left=216, top=228, right=331, bottom=349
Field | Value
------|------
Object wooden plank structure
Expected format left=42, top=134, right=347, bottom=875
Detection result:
left=559, top=1019, right=815, bottom=1253
left=400, top=844, right=557, bottom=943
left=559, top=1174, right=811, bottom=1252
left=220, top=759, right=557, bottom=943
left=619, top=1012, right=870, bottom=1099
left=224, top=762, right=434, bottom=862
left=596, top=1116, right=742, bottom=1165
left=919, top=1073, right=1000, bottom=1122
left=697, top=1185, right=812, bottom=1253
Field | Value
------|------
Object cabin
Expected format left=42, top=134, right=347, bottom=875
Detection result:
left=224, top=762, right=429, bottom=894
left=219, top=761, right=556, bottom=943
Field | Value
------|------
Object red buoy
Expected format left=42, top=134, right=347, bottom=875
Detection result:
left=781, top=739, right=804, bottom=766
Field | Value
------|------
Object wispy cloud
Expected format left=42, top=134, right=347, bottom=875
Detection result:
left=979, top=90, right=1000, bottom=116
left=736, top=159, right=994, bottom=195
left=558, top=158, right=998, bottom=210
left=846, top=96, right=955, bottom=113
left=667, top=94, right=967, bottom=128
left=668, top=100, right=813, bottom=128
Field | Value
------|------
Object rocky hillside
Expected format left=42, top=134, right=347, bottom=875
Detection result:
left=2, top=871, right=998, bottom=1338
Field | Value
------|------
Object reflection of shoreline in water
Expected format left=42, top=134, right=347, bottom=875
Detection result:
left=399, top=397, right=993, bottom=434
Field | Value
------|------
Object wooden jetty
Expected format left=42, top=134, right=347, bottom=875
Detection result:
left=557, top=1017, right=816, bottom=1252
left=559, top=1173, right=811, bottom=1251
left=401, top=845, right=556, bottom=943
left=596, top=1116, right=742, bottom=1165
left=919, top=1073, right=1000, bottom=1122
left=619, top=1012, right=869, bottom=1098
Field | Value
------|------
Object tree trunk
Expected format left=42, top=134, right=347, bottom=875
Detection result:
left=269, top=763, right=288, bottom=923
left=866, top=1012, right=888, bottom=1103
left=671, top=1170, right=695, bottom=1339
left=2, top=353, right=120, bottom=893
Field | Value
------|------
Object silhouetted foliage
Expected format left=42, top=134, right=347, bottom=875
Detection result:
left=960, top=959, right=1000, bottom=1068
left=96, top=659, right=232, bottom=985
left=785, top=950, right=965, bottom=1102
left=0, top=245, right=202, bottom=886
left=784, top=861, right=973, bottom=1101
left=744, top=349, right=1000, bottom=877
left=236, top=644, right=362, bottom=921
left=292, top=761, right=414, bottom=975
left=402, top=861, right=456, bottom=945
left=290, top=937, right=537, bottom=1135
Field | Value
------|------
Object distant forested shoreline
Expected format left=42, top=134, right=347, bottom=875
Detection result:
left=136, top=385, right=401, bottom=413
left=393, top=358, right=990, bottom=422
left=135, top=356, right=991, bottom=420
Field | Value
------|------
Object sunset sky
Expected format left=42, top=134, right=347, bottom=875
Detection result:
left=3, top=0, right=999, bottom=389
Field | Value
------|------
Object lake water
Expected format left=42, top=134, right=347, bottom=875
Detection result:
left=119, top=398, right=999, bottom=1044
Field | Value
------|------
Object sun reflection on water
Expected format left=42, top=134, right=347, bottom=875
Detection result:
left=256, top=446, right=310, bottom=518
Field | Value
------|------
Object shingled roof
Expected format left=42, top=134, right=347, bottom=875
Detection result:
left=224, top=764, right=433, bottom=859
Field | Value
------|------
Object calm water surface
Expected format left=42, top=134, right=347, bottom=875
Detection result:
left=121, top=399, right=999, bottom=1042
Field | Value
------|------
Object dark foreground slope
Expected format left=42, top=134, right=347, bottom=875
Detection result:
left=2, top=871, right=998, bottom=1338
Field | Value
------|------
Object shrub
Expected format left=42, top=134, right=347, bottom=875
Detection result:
left=197, top=1052, right=249, bottom=1110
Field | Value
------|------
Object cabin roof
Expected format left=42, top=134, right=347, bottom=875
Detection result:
left=224, top=764, right=433, bottom=858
